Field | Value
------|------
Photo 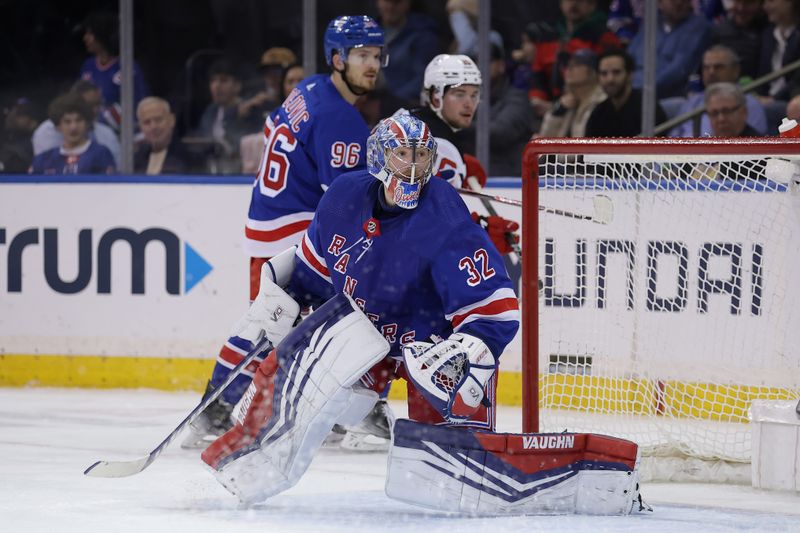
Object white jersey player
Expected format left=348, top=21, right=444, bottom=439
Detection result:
left=410, top=54, right=520, bottom=256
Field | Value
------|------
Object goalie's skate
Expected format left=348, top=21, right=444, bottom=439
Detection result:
left=321, top=424, right=347, bottom=448
left=340, top=400, right=394, bottom=452
left=181, top=381, right=234, bottom=449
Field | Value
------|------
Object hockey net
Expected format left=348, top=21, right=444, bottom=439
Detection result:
left=521, top=138, right=800, bottom=483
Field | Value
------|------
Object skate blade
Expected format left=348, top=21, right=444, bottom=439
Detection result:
left=180, top=430, right=219, bottom=450
left=339, top=431, right=390, bottom=452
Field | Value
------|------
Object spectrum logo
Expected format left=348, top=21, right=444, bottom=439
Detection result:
left=0, top=227, right=212, bottom=295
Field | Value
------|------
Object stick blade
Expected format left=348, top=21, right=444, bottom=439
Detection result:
left=592, top=195, right=614, bottom=224
left=84, top=455, right=153, bottom=478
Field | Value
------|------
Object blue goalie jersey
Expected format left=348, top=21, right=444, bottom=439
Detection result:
left=289, top=170, right=520, bottom=360
left=244, top=74, right=371, bottom=258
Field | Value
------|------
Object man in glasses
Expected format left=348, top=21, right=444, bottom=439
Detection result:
left=670, top=45, right=766, bottom=137
left=705, top=81, right=760, bottom=137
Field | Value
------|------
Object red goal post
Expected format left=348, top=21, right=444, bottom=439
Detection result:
left=521, top=137, right=800, bottom=475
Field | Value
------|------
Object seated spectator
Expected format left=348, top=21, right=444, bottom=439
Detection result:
left=538, top=49, right=606, bottom=138
left=194, top=58, right=263, bottom=173
left=712, top=0, right=767, bottom=80
left=134, top=97, right=203, bottom=175
left=377, top=0, right=440, bottom=103
left=529, top=0, right=620, bottom=117
left=692, top=82, right=764, bottom=181
left=240, top=64, right=308, bottom=174
left=281, top=64, right=305, bottom=99
left=238, top=47, right=298, bottom=122
left=756, top=0, right=800, bottom=104
left=0, top=98, right=40, bottom=173
left=607, top=0, right=645, bottom=43
left=79, top=11, right=149, bottom=132
left=671, top=45, right=767, bottom=137
left=585, top=48, right=667, bottom=136
left=29, top=93, right=115, bottom=175
left=628, top=0, right=712, bottom=98
left=509, top=22, right=549, bottom=94
left=32, top=80, right=121, bottom=167
left=487, top=42, right=535, bottom=176
left=608, top=0, right=725, bottom=39
left=705, top=82, right=760, bottom=136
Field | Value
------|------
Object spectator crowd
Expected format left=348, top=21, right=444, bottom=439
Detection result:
left=2, top=0, right=800, bottom=177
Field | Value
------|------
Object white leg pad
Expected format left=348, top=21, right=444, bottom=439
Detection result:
left=335, top=386, right=379, bottom=426
left=209, top=293, right=389, bottom=504
left=386, top=419, right=642, bottom=516
left=214, top=386, right=378, bottom=504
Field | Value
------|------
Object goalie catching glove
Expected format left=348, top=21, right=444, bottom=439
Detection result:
left=230, top=260, right=301, bottom=347
left=402, top=332, right=495, bottom=423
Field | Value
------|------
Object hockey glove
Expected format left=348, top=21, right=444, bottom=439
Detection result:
left=471, top=212, right=520, bottom=255
left=402, top=333, right=495, bottom=423
left=462, top=153, right=488, bottom=189
left=230, top=262, right=300, bottom=346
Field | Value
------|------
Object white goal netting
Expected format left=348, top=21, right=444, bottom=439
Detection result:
left=526, top=139, right=800, bottom=480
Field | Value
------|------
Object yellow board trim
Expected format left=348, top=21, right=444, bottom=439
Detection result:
left=540, top=374, right=798, bottom=423
left=5, top=355, right=793, bottom=421
left=0, top=354, right=215, bottom=391
left=0, top=354, right=525, bottom=406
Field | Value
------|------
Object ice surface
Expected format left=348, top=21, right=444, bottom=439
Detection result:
left=1, top=388, right=798, bottom=533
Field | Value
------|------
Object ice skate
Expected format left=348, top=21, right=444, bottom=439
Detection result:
left=340, top=399, right=394, bottom=452
left=181, top=381, right=234, bottom=449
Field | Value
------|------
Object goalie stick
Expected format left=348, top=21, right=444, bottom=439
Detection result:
left=457, top=187, right=614, bottom=225
left=83, top=336, right=273, bottom=478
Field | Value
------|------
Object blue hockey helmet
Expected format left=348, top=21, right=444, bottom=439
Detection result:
left=324, top=15, right=387, bottom=67
left=367, top=113, right=437, bottom=210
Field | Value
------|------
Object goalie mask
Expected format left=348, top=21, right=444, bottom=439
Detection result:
left=422, top=54, right=482, bottom=122
left=367, top=113, right=437, bottom=210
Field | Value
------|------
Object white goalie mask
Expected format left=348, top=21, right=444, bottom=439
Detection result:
left=367, top=113, right=437, bottom=210
left=422, top=54, right=482, bottom=120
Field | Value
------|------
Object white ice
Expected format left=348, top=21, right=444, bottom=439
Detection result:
left=1, top=388, right=798, bottom=533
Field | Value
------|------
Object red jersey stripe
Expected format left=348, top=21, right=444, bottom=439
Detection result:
left=450, top=297, right=519, bottom=329
left=300, top=235, right=330, bottom=278
left=245, top=220, right=312, bottom=243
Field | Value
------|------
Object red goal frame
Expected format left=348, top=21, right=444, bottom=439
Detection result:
left=520, top=136, right=800, bottom=433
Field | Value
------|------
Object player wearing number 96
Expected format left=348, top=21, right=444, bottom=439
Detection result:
left=181, top=15, right=388, bottom=448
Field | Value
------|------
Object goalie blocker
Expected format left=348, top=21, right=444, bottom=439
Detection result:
left=386, top=419, right=643, bottom=515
